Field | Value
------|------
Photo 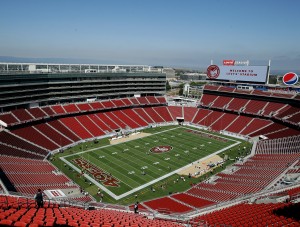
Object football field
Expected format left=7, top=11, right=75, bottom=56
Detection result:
left=61, top=126, right=239, bottom=199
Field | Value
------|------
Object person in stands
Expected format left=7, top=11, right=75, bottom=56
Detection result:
left=134, top=201, right=139, bottom=214
left=34, top=189, right=44, bottom=208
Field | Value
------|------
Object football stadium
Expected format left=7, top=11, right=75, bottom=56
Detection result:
left=0, top=62, right=299, bottom=226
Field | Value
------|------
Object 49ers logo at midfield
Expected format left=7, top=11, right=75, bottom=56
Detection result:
left=150, top=145, right=173, bottom=153
left=207, top=65, right=220, bottom=79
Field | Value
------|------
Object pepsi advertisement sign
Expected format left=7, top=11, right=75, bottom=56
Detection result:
left=282, top=72, right=298, bottom=85
left=207, top=65, right=268, bottom=83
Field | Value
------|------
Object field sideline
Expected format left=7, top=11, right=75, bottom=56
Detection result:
left=60, top=126, right=240, bottom=200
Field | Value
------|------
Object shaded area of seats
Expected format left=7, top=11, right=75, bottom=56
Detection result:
left=26, top=108, right=48, bottom=119
left=0, top=131, right=48, bottom=157
left=12, top=126, right=59, bottom=151
left=0, top=156, right=76, bottom=196
left=34, top=123, right=73, bottom=147
left=0, top=143, right=43, bottom=160
left=11, top=109, right=34, bottom=122
left=0, top=113, right=19, bottom=125
left=191, top=202, right=300, bottom=227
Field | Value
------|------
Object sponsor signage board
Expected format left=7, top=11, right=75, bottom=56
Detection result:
left=207, top=65, right=268, bottom=83
left=223, top=60, right=249, bottom=66
left=223, top=60, right=235, bottom=66
left=282, top=72, right=298, bottom=85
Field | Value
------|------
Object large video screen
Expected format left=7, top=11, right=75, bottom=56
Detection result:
left=207, top=65, right=268, bottom=83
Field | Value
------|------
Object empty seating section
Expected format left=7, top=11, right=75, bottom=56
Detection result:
left=40, top=106, right=55, bottom=116
left=136, top=97, right=149, bottom=105
left=121, top=98, right=133, bottom=106
left=212, top=96, right=233, bottom=109
left=251, top=89, right=270, bottom=96
left=7, top=173, right=69, bottom=186
left=243, top=100, right=268, bottom=114
left=210, top=113, right=238, bottom=131
left=0, top=203, right=184, bottom=227
left=47, top=120, right=80, bottom=142
left=0, top=143, right=43, bottom=160
left=171, top=193, right=216, bottom=208
left=227, top=98, right=248, bottom=111
left=143, top=107, right=165, bottom=123
left=192, top=202, right=299, bottom=227
left=271, top=92, right=294, bottom=98
left=121, top=109, right=148, bottom=127
left=76, top=103, right=93, bottom=112
left=89, top=114, right=112, bottom=132
left=240, top=118, right=272, bottom=135
left=0, top=131, right=48, bottom=156
left=0, top=113, right=19, bottom=125
left=59, top=117, right=93, bottom=139
left=156, top=96, right=167, bottom=104
left=76, top=115, right=105, bottom=137
left=111, top=99, right=126, bottom=107
left=183, top=107, right=198, bottom=122
left=143, top=197, right=193, bottom=213
left=27, top=108, right=47, bottom=119
left=200, top=94, right=218, bottom=106
left=217, top=86, right=235, bottom=92
left=105, top=112, right=127, bottom=128
left=263, top=102, right=287, bottom=116
left=195, top=182, right=261, bottom=195
left=204, top=84, right=219, bottom=91
left=187, top=187, right=239, bottom=202
left=129, top=97, right=140, bottom=105
left=34, top=123, right=72, bottom=147
left=168, top=106, right=183, bottom=119
left=101, top=100, right=115, bottom=108
left=249, top=122, right=287, bottom=137
left=112, top=110, right=140, bottom=129
left=192, top=109, right=212, bottom=124
left=12, top=126, right=59, bottom=151
left=0, top=156, right=77, bottom=195
left=287, top=112, right=300, bottom=124
left=198, top=111, right=223, bottom=127
left=277, top=106, right=300, bottom=118
left=225, top=115, right=252, bottom=134
left=266, top=128, right=300, bottom=139
left=95, top=113, right=119, bottom=130
left=89, top=101, right=104, bottom=110
left=133, top=108, right=154, bottom=124
left=153, top=106, right=174, bottom=122
left=51, top=105, right=66, bottom=115
left=11, top=109, right=34, bottom=122
left=146, top=96, right=159, bottom=104
left=63, top=104, right=80, bottom=113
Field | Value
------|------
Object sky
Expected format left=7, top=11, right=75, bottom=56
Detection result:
left=1, top=0, right=300, bottom=70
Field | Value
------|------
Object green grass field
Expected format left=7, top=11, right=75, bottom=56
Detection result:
left=60, top=126, right=238, bottom=199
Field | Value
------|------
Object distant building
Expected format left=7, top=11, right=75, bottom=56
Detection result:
left=180, top=72, right=206, bottom=81
left=183, top=84, right=203, bottom=98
